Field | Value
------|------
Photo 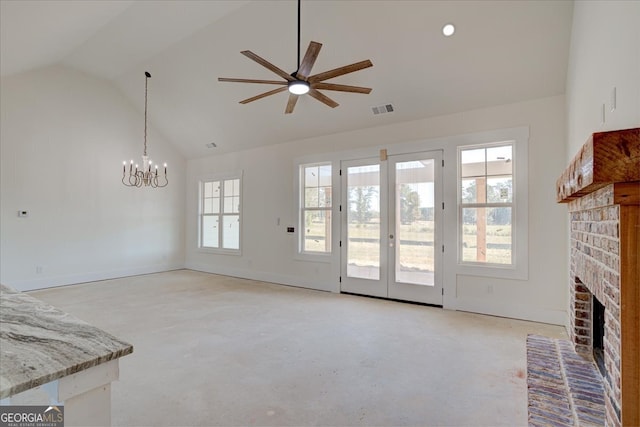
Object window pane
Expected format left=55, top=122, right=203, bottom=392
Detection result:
left=202, top=215, right=219, bottom=248
left=231, top=179, right=240, bottom=196
left=461, top=179, right=477, bottom=203
left=203, top=181, right=220, bottom=214
left=318, top=165, right=331, bottom=186
left=461, top=208, right=478, bottom=262
left=305, top=166, right=319, bottom=188
left=461, top=207, right=512, bottom=264
left=224, top=179, right=240, bottom=197
left=305, top=187, right=319, bottom=208
left=487, top=177, right=513, bottom=203
left=318, top=186, right=332, bottom=207
left=487, top=207, right=512, bottom=264
left=303, top=210, right=331, bottom=253
left=487, top=146, right=512, bottom=176
left=223, top=192, right=239, bottom=213
left=461, top=148, right=485, bottom=177
left=204, top=182, right=213, bottom=198
left=211, top=197, right=220, bottom=214
left=222, top=215, right=240, bottom=249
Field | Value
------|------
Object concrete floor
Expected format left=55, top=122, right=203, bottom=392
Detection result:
left=31, top=270, right=567, bottom=427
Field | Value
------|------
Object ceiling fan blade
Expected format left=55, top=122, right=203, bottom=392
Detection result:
left=218, top=78, right=287, bottom=85
left=239, top=87, right=288, bottom=104
left=308, top=60, right=373, bottom=83
left=285, top=94, right=299, bottom=114
left=241, top=50, right=295, bottom=82
left=313, top=82, right=372, bottom=94
left=308, top=89, right=339, bottom=108
left=296, top=41, right=322, bottom=79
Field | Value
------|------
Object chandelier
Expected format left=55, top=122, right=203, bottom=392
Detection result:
left=122, top=71, right=168, bottom=188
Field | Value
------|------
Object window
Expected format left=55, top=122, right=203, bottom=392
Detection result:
left=459, top=143, right=513, bottom=266
left=200, top=176, right=241, bottom=251
left=300, top=163, right=332, bottom=254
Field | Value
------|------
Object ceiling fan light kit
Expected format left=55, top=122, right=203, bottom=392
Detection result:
left=288, top=80, right=310, bottom=95
left=218, top=0, right=373, bottom=114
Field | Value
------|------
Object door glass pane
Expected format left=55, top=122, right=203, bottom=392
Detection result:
left=347, top=164, right=380, bottom=280
left=395, top=160, right=435, bottom=286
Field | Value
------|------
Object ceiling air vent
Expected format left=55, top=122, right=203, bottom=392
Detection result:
left=371, top=104, right=395, bottom=115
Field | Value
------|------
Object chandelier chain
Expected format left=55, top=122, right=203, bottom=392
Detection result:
left=143, top=72, right=149, bottom=157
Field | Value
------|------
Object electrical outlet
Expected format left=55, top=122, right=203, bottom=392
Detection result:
left=487, top=284, right=494, bottom=294
left=601, top=103, right=606, bottom=125
left=35, top=266, right=43, bottom=274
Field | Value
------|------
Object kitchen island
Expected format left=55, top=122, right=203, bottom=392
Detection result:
left=0, top=284, right=133, bottom=426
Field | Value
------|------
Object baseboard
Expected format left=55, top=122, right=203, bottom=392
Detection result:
left=5, top=263, right=185, bottom=292
left=185, top=262, right=338, bottom=293
left=451, top=297, right=567, bottom=326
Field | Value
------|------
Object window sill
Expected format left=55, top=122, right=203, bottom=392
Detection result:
left=456, top=262, right=528, bottom=281
left=197, top=247, right=242, bottom=256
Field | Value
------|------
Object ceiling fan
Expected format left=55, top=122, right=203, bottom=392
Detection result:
left=218, top=0, right=373, bottom=114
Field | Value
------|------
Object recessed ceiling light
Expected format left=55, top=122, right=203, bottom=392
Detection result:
left=442, top=23, right=455, bottom=37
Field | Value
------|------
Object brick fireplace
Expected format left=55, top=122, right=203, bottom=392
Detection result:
left=556, top=128, right=639, bottom=427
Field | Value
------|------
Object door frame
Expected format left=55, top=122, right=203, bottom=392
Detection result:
left=339, top=150, right=444, bottom=305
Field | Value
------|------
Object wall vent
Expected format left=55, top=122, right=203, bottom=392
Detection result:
left=371, top=104, right=395, bottom=115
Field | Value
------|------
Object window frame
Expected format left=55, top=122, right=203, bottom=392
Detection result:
left=458, top=142, right=515, bottom=267
left=198, top=172, right=243, bottom=255
left=450, top=128, right=528, bottom=281
left=298, top=162, right=333, bottom=257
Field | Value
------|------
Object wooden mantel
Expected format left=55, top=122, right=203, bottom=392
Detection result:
left=556, top=128, right=639, bottom=202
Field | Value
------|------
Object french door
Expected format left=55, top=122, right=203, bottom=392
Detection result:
left=340, top=151, right=443, bottom=305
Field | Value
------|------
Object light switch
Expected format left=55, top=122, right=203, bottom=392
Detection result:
left=610, top=87, right=616, bottom=112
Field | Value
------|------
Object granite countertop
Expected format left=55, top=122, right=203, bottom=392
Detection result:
left=0, top=284, right=133, bottom=399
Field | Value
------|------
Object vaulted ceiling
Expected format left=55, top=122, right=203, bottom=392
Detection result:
left=0, top=0, right=574, bottom=158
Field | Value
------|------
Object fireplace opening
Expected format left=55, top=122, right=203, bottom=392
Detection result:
left=592, top=296, right=606, bottom=377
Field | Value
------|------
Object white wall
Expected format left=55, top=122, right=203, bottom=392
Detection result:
left=0, top=66, right=186, bottom=291
left=187, top=95, right=567, bottom=325
left=566, top=0, right=640, bottom=157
